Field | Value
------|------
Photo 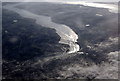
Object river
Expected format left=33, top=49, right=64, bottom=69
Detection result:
left=3, top=3, right=80, bottom=54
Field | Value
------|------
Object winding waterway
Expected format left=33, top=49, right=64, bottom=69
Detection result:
left=3, top=3, right=80, bottom=54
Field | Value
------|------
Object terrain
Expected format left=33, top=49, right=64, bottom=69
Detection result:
left=2, top=2, right=119, bottom=79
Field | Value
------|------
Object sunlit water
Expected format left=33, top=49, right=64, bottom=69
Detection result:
left=62, top=1, right=118, bottom=13
left=3, top=3, right=80, bottom=54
